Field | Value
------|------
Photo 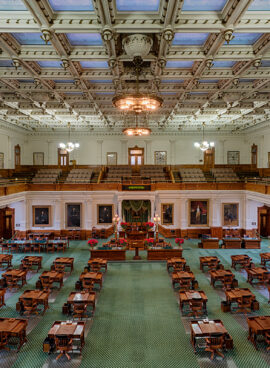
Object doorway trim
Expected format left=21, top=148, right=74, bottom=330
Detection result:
left=128, top=146, right=144, bottom=166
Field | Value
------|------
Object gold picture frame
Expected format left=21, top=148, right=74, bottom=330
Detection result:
left=66, top=203, right=82, bottom=229
left=97, top=204, right=114, bottom=225
left=189, top=199, right=209, bottom=227
left=32, top=205, right=51, bottom=227
left=161, top=203, right=174, bottom=225
left=222, top=203, right=239, bottom=227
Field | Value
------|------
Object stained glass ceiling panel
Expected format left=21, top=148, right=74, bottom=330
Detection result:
left=166, top=61, right=194, bottom=68
left=80, top=61, right=108, bottom=68
left=226, top=33, right=262, bottom=45
left=38, top=61, right=62, bottom=68
left=0, top=60, right=13, bottom=67
left=12, top=33, right=48, bottom=45
left=261, top=60, right=270, bottom=66
left=182, top=0, right=227, bottom=11
left=248, top=0, right=270, bottom=11
left=173, top=33, right=209, bottom=45
left=0, top=0, right=27, bottom=10
left=212, top=61, right=236, bottom=67
left=48, top=0, right=94, bottom=11
left=66, top=33, right=102, bottom=46
left=116, top=0, right=160, bottom=11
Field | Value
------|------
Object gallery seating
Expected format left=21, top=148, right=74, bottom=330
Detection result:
left=179, top=168, right=206, bottom=182
left=65, top=169, right=93, bottom=183
left=211, top=168, right=240, bottom=182
left=32, top=169, right=62, bottom=184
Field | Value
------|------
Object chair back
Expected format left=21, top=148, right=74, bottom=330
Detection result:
left=0, top=331, right=8, bottom=347
left=82, top=278, right=94, bottom=290
left=55, top=335, right=72, bottom=351
left=207, top=333, right=224, bottom=348
left=54, top=263, right=65, bottom=272
left=179, top=277, right=192, bottom=290
left=41, top=276, right=52, bottom=289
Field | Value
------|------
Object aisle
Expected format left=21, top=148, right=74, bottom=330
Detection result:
left=80, top=262, right=199, bottom=368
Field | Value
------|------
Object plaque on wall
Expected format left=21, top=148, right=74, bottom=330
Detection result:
left=32, top=206, right=51, bottom=227
left=97, top=204, right=113, bottom=224
left=161, top=203, right=174, bottom=225
left=223, top=203, right=239, bottom=227
left=66, top=203, right=81, bottom=228
left=227, top=151, right=240, bottom=165
left=189, top=200, right=209, bottom=227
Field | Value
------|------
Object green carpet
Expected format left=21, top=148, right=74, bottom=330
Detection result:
left=0, top=238, right=269, bottom=367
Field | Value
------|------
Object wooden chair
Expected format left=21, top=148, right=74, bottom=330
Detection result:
left=23, top=243, right=32, bottom=253
left=21, top=298, right=38, bottom=315
left=173, top=262, right=185, bottom=272
left=54, top=263, right=65, bottom=273
left=100, top=229, right=106, bottom=239
left=82, top=278, right=94, bottom=291
left=179, top=277, right=192, bottom=291
left=5, top=275, right=19, bottom=290
left=33, top=243, right=40, bottom=253
left=0, top=332, right=9, bottom=351
left=46, top=243, right=55, bottom=253
left=90, top=262, right=101, bottom=272
left=55, top=335, right=73, bottom=361
left=223, top=275, right=234, bottom=290
left=73, top=231, right=80, bottom=240
left=56, top=242, right=65, bottom=253
left=72, top=302, right=87, bottom=320
left=10, top=243, right=19, bottom=253
left=0, top=288, right=6, bottom=307
left=40, top=276, right=53, bottom=291
left=188, top=298, right=204, bottom=318
left=205, top=333, right=224, bottom=360
left=236, top=295, right=253, bottom=314
left=264, top=332, right=270, bottom=351
left=1, top=243, right=9, bottom=253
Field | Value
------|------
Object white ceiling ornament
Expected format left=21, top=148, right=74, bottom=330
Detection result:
left=122, top=34, right=153, bottom=58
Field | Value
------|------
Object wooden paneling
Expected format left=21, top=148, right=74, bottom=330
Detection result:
left=90, top=249, right=126, bottom=261
left=211, top=227, right=223, bottom=239
left=147, top=249, right=183, bottom=260
left=186, top=228, right=210, bottom=239
left=158, top=224, right=180, bottom=238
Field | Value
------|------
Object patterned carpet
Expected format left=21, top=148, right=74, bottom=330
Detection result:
left=0, top=238, right=269, bottom=367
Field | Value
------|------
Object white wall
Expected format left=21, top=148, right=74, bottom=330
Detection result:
left=2, top=189, right=269, bottom=232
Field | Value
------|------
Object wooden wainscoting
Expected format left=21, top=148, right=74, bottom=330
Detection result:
left=158, top=224, right=180, bottom=238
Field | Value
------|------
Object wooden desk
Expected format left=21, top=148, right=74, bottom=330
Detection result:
left=2, top=269, right=27, bottom=288
left=126, top=231, right=147, bottom=240
left=53, top=257, right=74, bottom=272
left=0, top=288, right=6, bottom=307
left=19, top=289, right=49, bottom=314
left=246, top=267, right=269, bottom=284
left=260, top=252, right=270, bottom=266
left=225, top=288, right=256, bottom=312
left=147, top=248, right=182, bottom=260
left=90, top=249, right=126, bottom=261
left=210, top=269, right=235, bottom=287
left=231, top=255, right=252, bottom=269
left=0, top=317, right=28, bottom=351
left=243, top=238, right=261, bottom=249
left=67, top=291, right=96, bottom=313
left=199, top=256, right=220, bottom=272
left=247, top=316, right=270, bottom=349
left=40, top=271, right=64, bottom=289
left=172, top=271, right=197, bottom=289
left=0, top=254, right=12, bottom=268
left=88, top=258, right=108, bottom=271
left=47, top=321, right=85, bottom=353
left=167, top=257, right=186, bottom=271
left=198, top=238, right=219, bottom=249
left=190, top=319, right=233, bottom=352
left=79, top=272, right=103, bottom=289
left=21, top=256, right=42, bottom=271
left=179, top=290, right=208, bottom=312
left=223, top=238, right=242, bottom=249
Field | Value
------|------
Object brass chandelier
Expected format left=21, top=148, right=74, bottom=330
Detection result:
left=122, top=113, right=151, bottom=136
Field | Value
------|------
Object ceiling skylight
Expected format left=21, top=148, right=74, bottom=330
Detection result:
left=116, top=0, right=160, bottom=11
left=173, top=33, right=209, bottom=46
left=182, top=0, right=227, bottom=11
left=66, top=33, right=102, bottom=46
left=48, top=0, right=94, bottom=11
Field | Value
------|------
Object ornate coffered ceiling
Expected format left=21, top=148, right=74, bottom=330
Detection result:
left=0, top=0, right=269, bottom=135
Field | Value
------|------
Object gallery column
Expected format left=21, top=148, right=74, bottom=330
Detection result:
left=120, top=139, right=128, bottom=164
left=97, top=140, right=103, bottom=165
left=54, top=200, right=61, bottom=230
left=85, top=199, right=93, bottom=230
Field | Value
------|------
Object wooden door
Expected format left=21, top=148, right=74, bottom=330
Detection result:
left=260, top=213, right=268, bottom=237
left=251, top=144, right=257, bottom=167
left=128, top=146, right=144, bottom=167
left=0, top=208, right=14, bottom=239
left=14, top=144, right=21, bottom=167
left=58, top=148, right=69, bottom=166
left=258, top=206, right=270, bottom=237
left=204, top=147, right=215, bottom=169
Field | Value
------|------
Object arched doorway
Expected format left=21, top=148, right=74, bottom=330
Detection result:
left=258, top=205, right=270, bottom=237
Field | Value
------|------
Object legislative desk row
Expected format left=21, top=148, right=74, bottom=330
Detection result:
left=199, top=237, right=261, bottom=249
left=90, top=248, right=183, bottom=261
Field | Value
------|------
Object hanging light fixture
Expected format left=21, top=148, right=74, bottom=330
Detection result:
left=122, top=113, right=151, bottom=136
left=59, top=123, right=80, bottom=153
left=112, top=55, right=163, bottom=113
left=194, top=123, right=214, bottom=151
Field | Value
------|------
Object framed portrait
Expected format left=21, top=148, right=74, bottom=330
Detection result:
left=154, top=151, right=167, bottom=165
left=161, top=203, right=174, bottom=225
left=97, top=204, right=113, bottom=225
left=66, top=203, right=81, bottom=228
left=189, top=200, right=209, bottom=227
left=32, top=206, right=51, bottom=227
left=223, top=203, right=239, bottom=227
left=107, top=152, right=117, bottom=165
left=33, top=152, right=44, bottom=166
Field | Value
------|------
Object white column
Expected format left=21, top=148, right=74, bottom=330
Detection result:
left=180, top=199, right=188, bottom=229
left=59, top=201, right=65, bottom=230
left=97, top=140, right=103, bottom=165
left=169, top=139, right=176, bottom=165
left=7, top=136, right=13, bottom=169
left=120, top=139, right=128, bottom=164
left=144, top=140, right=152, bottom=164
left=25, top=199, right=31, bottom=230
left=47, top=140, right=53, bottom=165
left=85, top=199, right=93, bottom=229
left=54, top=200, right=61, bottom=230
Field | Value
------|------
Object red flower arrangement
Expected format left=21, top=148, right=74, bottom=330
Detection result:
left=119, top=238, right=128, bottom=246
left=120, top=222, right=128, bottom=230
left=144, top=238, right=155, bottom=244
left=87, top=239, right=98, bottom=247
left=145, top=222, right=154, bottom=230
left=175, top=238, right=184, bottom=245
